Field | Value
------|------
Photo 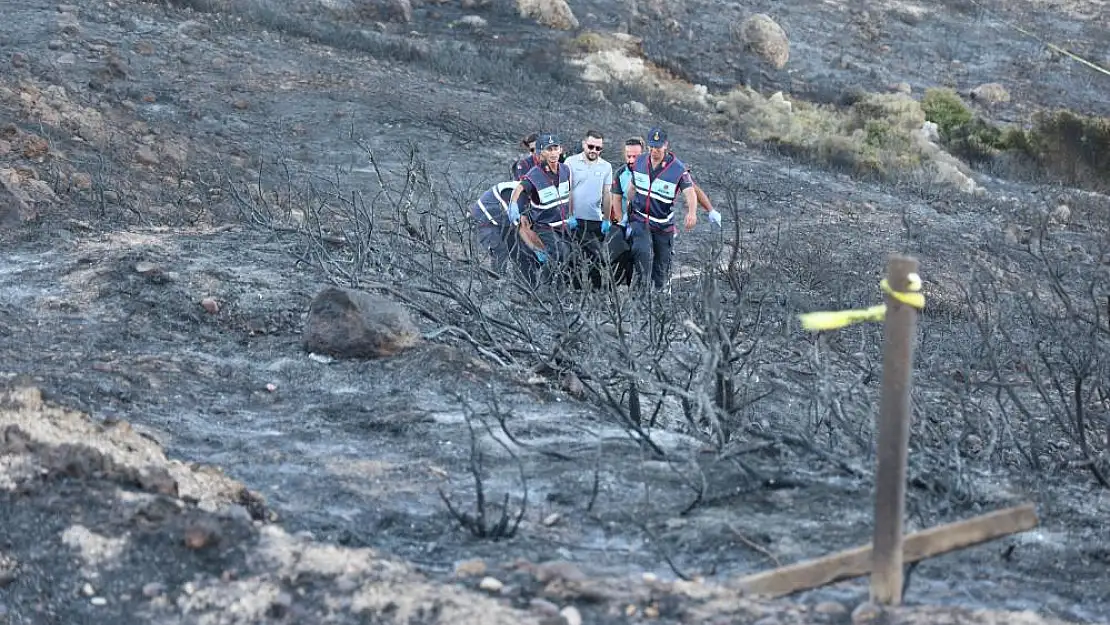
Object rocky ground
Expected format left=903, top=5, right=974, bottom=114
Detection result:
left=1, top=0, right=1109, bottom=623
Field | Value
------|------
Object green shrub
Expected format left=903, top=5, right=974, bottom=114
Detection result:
left=1023, top=110, right=1110, bottom=191
left=565, top=31, right=606, bottom=53
left=921, top=88, right=973, bottom=140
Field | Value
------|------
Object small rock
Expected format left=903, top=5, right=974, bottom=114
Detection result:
left=142, top=582, right=166, bottom=598
left=11, top=53, right=27, bottom=68
left=134, top=41, right=155, bottom=55
left=478, top=576, right=504, bottom=593
left=55, top=52, right=77, bottom=65
left=57, top=13, right=81, bottom=35
left=889, top=81, right=912, bottom=94
left=534, top=560, right=586, bottom=584
left=454, top=558, right=487, bottom=578
left=90, top=597, right=107, bottom=606
left=529, top=598, right=561, bottom=616
left=232, top=99, right=250, bottom=110
left=265, top=383, right=277, bottom=393
left=561, top=372, right=584, bottom=398
left=1050, top=204, right=1071, bottom=224
left=70, top=172, right=92, bottom=190
left=814, top=600, right=848, bottom=615
left=135, top=146, right=158, bottom=166
left=970, top=82, right=1010, bottom=104
left=183, top=520, right=219, bottom=550
left=48, top=40, right=65, bottom=50
left=560, top=606, right=583, bottom=625
left=542, top=512, right=561, bottom=526
left=200, top=297, right=220, bottom=314
left=456, top=15, right=487, bottom=29
left=851, top=601, right=883, bottom=624
left=134, top=261, right=158, bottom=275
left=82, top=582, right=95, bottom=596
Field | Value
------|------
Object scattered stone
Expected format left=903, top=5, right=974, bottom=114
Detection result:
left=48, top=40, right=65, bottom=50
left=561, top=372, right=584, bottom=398
left=889, top=81, right=912, bottom=94
left=478, top=576, right=504, bottom=593
left=134, top=41, right=155, bottom=55
left=22, top=135, right=50, bottom=160
left=814, top=600, right=848, bottom=615
left=970, top=82, right=1010, bottom=104
left=82, top=582, right=96, bottom=596
left=183, top=519, right=220, bottom=550
left=534, top=560, right=586, bottom=584
left=529, top=598, right=560, bottom=616
left=200, top=297, right=220, bottom=315
left=231, top=98, right=250, bottom=110
left=265, top=383, right=277, bottom=392
left=135, top=145, right=158, bottom=166
left=11, top=53, right=27, bottom=68
left=70, top=171, right=93, bottom=190
left=57, top=13, right=81, bottom=36
left=542, top=512, right=561, bottom=526
left=302, top=287, right=421, bottom=359
left=559, top=606, right=583, bottom=625
left=454, top=558, right=487, bottom=578
left=134, top=261, right=159, bottom=275
left=851, top=601, right=883, bottom=624
left=517, top=0, right=579, bottom=30
left=1050, top=204, right=1071, bottom=224
left=456, top=15, right=487, bottom=29
left=90, top=597, right=107, bottom=606
left=738, top=14, right=790, bottom=69
left=621, top=101, right=649, bottom=116
left=142, top=582, right=166, bottom=598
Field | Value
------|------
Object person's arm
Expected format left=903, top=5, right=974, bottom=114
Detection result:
left=609, top=173, right=623, bottom=222
left=601, top=165, right=613, bottom=221
left=679, top=171, right=697, bottom=231
left=695, top=185, right=713, bottom=212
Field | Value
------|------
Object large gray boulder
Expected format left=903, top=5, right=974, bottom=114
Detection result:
left=738, top=14, right=790, bottom=70
left=302, top=287, right=420, bottom=359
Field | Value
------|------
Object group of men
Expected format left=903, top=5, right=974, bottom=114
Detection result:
left=469, top=127, right=722, bottom=293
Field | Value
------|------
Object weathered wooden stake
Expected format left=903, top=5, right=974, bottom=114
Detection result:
left=871, top=255, right=921, bottom=605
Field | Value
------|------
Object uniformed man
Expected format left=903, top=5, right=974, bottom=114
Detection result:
left=507, top=133, right=576, bottom=283
left=470, top=180, right=530, bottom=279
left=625, top=127, right=699, bottom=291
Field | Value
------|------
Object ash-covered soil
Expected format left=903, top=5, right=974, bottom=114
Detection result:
left=1, top=0, right=1108, bottom=623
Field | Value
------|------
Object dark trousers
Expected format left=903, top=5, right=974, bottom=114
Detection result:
left=628, top=220, right=675, bottom=290
left=476, top=221, right=532, bottom=282
left=528, top=228, right=573, bottom=288
left=606, top=226, right=635, bottom=286
left=569, top=219, right=607, bottom=289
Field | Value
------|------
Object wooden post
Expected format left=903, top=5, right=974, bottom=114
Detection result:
left=870, top=255, right=920, bottom=606
left=731, top=503, right=1038, bottom=598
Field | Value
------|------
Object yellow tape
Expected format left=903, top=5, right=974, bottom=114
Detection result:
left=799, top=273, right=925, bottom=332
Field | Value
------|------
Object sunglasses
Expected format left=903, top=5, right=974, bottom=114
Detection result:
left=584, top=144, right=603, bottom=151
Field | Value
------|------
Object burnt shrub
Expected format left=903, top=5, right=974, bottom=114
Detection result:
left=1019, top=110, right=1110, bottom=192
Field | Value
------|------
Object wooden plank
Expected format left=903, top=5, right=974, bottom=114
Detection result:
left=731, top=503, right=1039, bottom=599
left=871, top=255, right=921, bottom=605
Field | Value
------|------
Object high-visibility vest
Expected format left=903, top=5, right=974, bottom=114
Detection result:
left=471, top=181, right=519, bottom=226
left=628, top=153, right=688, bottom=232
left=524, top=163, right=572, bottom=230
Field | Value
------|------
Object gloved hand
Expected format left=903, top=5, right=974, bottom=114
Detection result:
left=707, top=209, right=722, bottom=226
left=600, top=220, right=611, bottom=235
left=507, top=201, right=520, bottom=224
left=534, top=250, right=548, bottom=264
left=565, top=216, right=578, bottom=231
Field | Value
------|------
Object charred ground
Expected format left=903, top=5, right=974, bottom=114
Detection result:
left=1, top=0, right=1108, bottom=623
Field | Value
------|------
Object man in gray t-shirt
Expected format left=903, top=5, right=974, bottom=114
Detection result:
left=564, top=130, right=615, bottom=289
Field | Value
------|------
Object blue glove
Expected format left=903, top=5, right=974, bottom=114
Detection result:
left=707, top=209, right=722, bottom=226
left=534, top=250, right=548, bottom=264
left=507, top=201, right=520, bottom=224
left=565, top=216, right=578, bottom=231
left=600, top=220, right=611, bottom=234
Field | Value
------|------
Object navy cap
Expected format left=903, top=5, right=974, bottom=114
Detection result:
left=646, top=127, right=667, bottom=147
left=537, top=133, right=561, bottom=150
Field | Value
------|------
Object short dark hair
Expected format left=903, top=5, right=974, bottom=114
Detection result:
left=585, top=129, right=604, bottom=141
left=626, top=136, right=645, bottom=147
left=520, top=133, right=537, bottom=148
